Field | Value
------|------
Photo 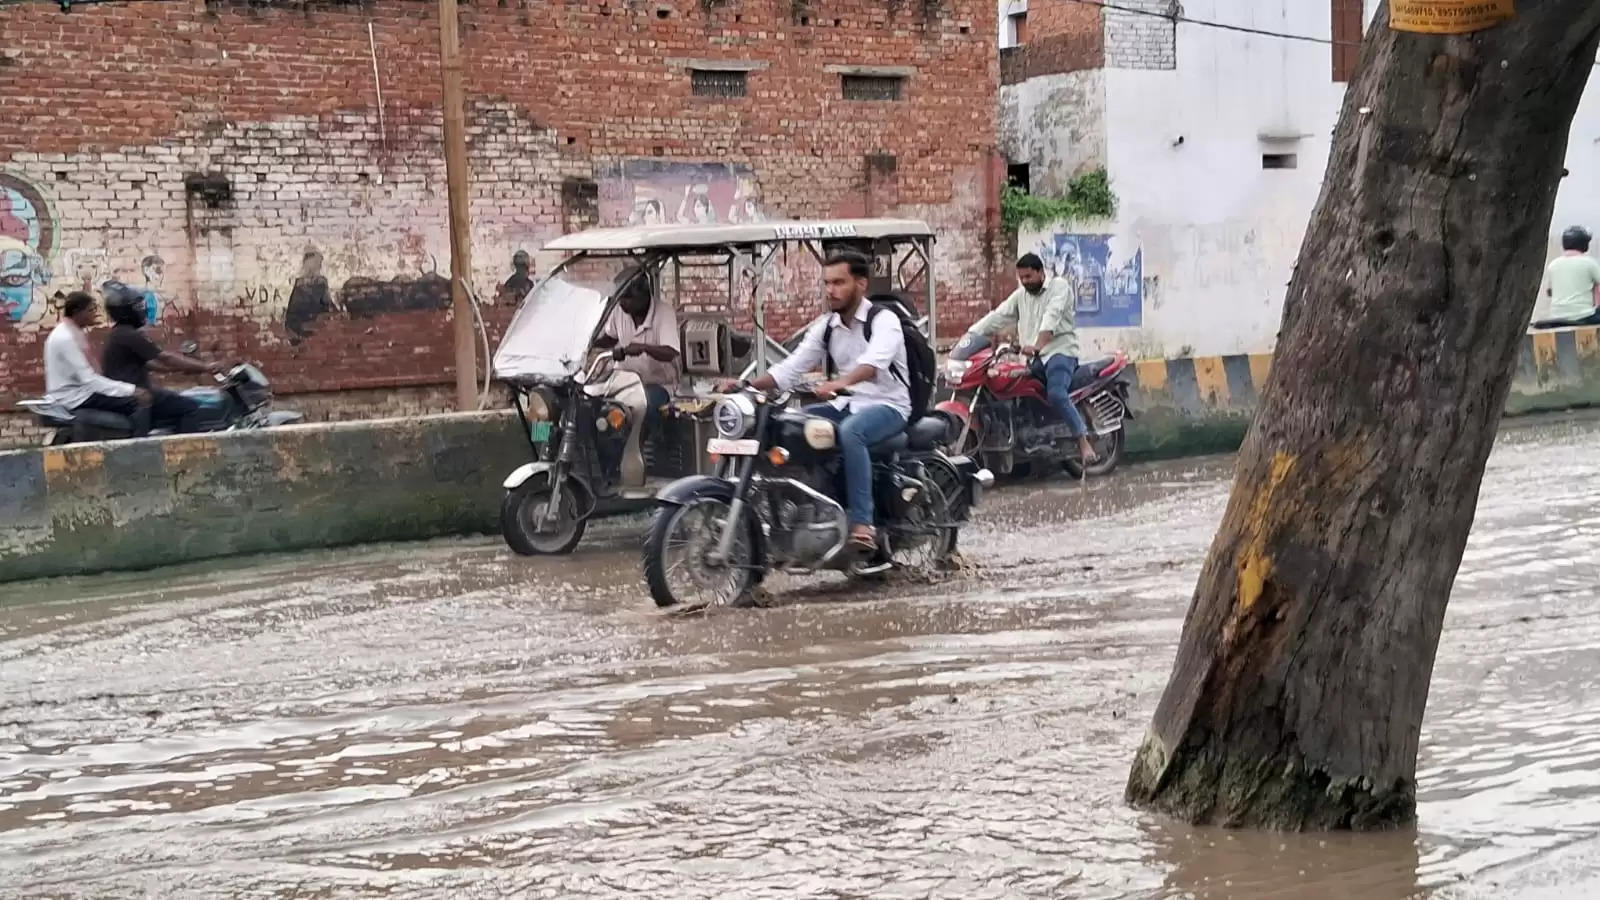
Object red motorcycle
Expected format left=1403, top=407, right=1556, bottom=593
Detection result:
left=934, top=333, right=1133, bottom=478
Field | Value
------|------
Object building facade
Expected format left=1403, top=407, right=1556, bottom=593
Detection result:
left=0, top=0, right=1001, bottom=445
left=1000, top=1, right=1600, bottom=360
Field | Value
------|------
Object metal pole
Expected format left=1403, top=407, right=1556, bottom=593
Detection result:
left=439, top=0, right=476, bottom=410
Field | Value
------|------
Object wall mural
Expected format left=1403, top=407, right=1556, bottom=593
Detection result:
left=1032, top=232, right=1144, bottom=328
left=0, top=173, right=55, bottom=324
left=598, top=160, right=765, bottom=228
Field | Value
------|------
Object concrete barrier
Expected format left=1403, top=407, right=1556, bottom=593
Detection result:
left=6, top=327, right=1600, bottom=584
left=0, top=412, right=527, bottom=584
left=1123, top=325, right=1600, bottom=460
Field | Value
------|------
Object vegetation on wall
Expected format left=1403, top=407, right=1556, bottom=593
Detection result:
left=1001, top=168, right=1117, bottom=232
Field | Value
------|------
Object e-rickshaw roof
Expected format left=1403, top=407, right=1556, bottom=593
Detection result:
left=542, top=218, right=935, bottom=253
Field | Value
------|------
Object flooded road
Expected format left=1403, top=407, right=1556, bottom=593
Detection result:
left=2, top=417, right=1598, bottom=899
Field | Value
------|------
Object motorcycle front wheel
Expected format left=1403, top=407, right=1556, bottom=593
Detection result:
left=642, top=496, right=757, bottom=609
left=501, top=482, right=587, bottom=556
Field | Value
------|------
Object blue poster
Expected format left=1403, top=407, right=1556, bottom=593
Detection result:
left=1037, top=233, right=1143, bottom=328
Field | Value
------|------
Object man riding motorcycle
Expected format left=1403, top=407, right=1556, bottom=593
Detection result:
left=964, top=253, right=1097, bottom=464
left=723, top=250, right=910, bottom=555
left=101, top=280, right=224, bottom=434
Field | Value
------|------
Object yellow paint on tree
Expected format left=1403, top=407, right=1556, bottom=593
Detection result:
left=1193, top=357, right=1230, bottom=406
left=1235, top=451, right=1297, bottom=614
left=1389, top=0, right=1514, bottom=35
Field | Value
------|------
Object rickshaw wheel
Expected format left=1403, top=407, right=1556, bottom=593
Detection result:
left=501, top=482, right=587, bottom=556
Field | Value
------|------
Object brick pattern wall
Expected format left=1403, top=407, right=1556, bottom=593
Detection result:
left=0, top=0, right=999, bottom=442
left=1103, top=0, right=1177, bottom=70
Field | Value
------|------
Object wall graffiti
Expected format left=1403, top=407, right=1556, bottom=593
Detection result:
left=0, top=173, right=57, bottom=324
left=598, top=160, right=765, bottom=228
left=284, top=250, right=335, bottom=341
left=496, top=249, right=535, bottom=306
left=1033, top=232, right=1143, bottom=328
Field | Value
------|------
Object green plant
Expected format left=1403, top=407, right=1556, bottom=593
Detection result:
left=1001, top=168, right=1117, bottom=232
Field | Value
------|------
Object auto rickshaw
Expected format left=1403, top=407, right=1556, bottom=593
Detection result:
left=491, top=218, right=939, bottom=555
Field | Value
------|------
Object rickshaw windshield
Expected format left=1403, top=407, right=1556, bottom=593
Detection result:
left=493, top=256, right=636, bottom=384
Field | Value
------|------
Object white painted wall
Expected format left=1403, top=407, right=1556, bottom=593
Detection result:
left=1014, top=1, right=1600, bottom=360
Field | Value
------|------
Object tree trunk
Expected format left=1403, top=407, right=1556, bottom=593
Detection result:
left=1126, top=3, right=1600, bottom=830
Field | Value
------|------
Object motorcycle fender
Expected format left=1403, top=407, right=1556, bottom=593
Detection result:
left=933, top=398, right=971, bottom=425
left=503, top=462, right=555, bottom=490
left=1114, top=381, right=1135, bottom=419
left=654, top=475, right=736, bottom=507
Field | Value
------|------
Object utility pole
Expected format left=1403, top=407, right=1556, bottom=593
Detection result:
left=438, top=0, right=476, bottom=410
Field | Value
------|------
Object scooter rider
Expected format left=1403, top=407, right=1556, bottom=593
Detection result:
left=101, top=281, right=224, bottom=434
left=965, top=253, right=1098, bottom=464
left=724, top=251, right=909, bottom=554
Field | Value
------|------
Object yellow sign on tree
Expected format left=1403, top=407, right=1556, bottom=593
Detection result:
left=1390, top=0, right=1515, bottom=34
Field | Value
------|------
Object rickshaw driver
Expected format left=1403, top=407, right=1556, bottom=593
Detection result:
left=592, top=270, right=681, bottom=486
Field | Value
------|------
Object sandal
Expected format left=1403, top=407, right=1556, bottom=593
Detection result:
left=848, top=527, right=878, bottom=553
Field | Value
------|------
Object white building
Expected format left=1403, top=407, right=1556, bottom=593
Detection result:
left=1000, top=1, right=1594, bottom=359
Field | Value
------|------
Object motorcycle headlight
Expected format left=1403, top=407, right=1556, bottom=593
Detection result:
left=525, top=391, right=551, bottom=422
left=944, top=359, right=970, bottom=381
left=713, top=394, right=756, bottom=438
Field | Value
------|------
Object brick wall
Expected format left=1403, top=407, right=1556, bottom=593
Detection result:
left=1102, top=0, right=1177, bottom=70
left=0, top=0, right=998, bottom=444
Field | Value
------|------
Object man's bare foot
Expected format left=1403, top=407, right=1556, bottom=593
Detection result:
left=848, top=525, right=877, bottom=552
left=1077, top=438, right=1099, bottom=465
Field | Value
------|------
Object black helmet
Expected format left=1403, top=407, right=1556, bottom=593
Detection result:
left=102, top=280, right=147, bottom=327
left=1562, top=225, right=1592, bottom=252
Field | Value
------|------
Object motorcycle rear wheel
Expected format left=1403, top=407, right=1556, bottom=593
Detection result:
left=643, top=497, right=758, bottom=609
left=1064, top=427, right=1125, bottom=479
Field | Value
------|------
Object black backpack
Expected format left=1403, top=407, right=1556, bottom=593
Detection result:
left=823, top=294, right=937, bottom=421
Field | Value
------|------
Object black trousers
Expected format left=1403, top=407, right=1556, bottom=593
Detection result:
left=78, top=388, right=203, bottom=436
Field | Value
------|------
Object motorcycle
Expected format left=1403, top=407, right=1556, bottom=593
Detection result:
left=935, top=333, right=1132, bottom=478
left=641, top=386, right=994, bottom=609
left=18, top=359, right=303, bottom=446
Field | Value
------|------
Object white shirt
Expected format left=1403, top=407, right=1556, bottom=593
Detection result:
left=770, top=299, right=911, bottom=418
left=44, top=321, right=136, bottom=409
left=603, top=299, right=680, bottom=388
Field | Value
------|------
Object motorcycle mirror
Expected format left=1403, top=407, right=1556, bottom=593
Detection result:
left=180, top=340, right=199, bottom=355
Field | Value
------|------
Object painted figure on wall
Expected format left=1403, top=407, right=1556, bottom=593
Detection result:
left=140, top=254, right=166, bottom=323
left=1, top=173, right=58, bottom=325
left=285, top=249, right=334, bottom=342
left=601, top=161, right=764, bottom=229
left=0, top=236, right=49, bottom=323
left=497, top=249, right=536, bottom=306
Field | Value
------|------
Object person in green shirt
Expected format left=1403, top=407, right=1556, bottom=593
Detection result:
left=1535, top=226, right=1600, bottom=328
left=965, top=253, right=1097, bottom=464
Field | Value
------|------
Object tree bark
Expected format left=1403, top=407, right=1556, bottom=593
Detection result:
left=1126, top=3, right=1600, bottom=830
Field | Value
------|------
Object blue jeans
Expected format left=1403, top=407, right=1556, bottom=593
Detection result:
left=1042, top=355, right=1091, bottom=439
left=803, top=403, right=907, bottom=527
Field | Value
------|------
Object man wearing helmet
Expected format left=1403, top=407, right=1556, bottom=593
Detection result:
left=1536, top=226, right=1600, bottom=327
left=100, top=280, right=224, bottom=433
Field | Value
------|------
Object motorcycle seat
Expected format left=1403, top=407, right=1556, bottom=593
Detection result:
left=869, top=432, right=909, bottom=458
left=906, top=416, right=949, bottom=451
left=1070, top=357, right=1117, bottom=390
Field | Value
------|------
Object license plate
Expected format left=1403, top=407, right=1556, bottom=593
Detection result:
left=706, top=438, right=760, bottom=456
left=529, top=422, right=553, bottom=442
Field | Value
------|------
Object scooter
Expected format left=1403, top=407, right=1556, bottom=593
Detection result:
left=19, top=359, right=302, bottom=446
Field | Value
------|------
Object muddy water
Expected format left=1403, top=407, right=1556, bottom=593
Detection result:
left=1, top=418, right=1598, bottom=899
